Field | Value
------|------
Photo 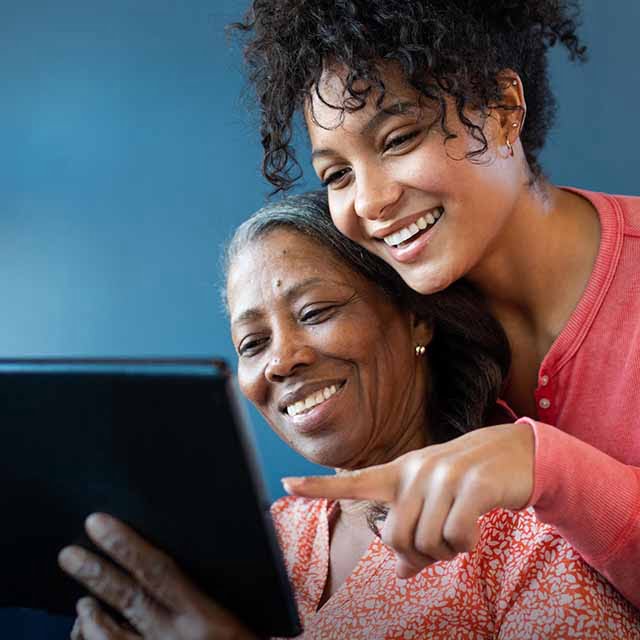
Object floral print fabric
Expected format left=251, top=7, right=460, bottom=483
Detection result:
left=271, top=497, right=640, bottom=639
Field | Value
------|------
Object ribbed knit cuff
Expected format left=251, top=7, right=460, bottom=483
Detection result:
left=516, top=417, right=640, bottom=565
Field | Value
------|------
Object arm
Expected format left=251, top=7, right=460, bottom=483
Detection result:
left=518, top=417, right=640, bottom=607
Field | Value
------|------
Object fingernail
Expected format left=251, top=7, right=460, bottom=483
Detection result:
left=59, top=547, right=101, bottom=577
left=281, top=477, right=302, bottom=494
left=77, top=597, right=96, bottom=614
left=59, top=547, right=86, bottom=572
left=86, top=513, right=110, bottom=537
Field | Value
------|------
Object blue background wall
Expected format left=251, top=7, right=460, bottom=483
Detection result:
left=0, top=0, right=638, bottom=636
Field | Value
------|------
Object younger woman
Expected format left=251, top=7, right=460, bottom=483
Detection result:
left=234, top=0, right=640, bottom=606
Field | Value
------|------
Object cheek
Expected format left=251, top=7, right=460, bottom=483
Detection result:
left=328, top=192, right=363, bottom=242
left=237, top=365, right=265, bottom=408
left=357, top=321, right=413, bottom=379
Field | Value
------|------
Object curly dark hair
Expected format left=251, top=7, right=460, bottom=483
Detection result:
left=231, top=0, right=587, bottom=191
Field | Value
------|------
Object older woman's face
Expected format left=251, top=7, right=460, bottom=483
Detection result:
left=227, top=229, right=431, bottom=469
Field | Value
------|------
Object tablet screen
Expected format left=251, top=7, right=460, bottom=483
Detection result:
left=0, top=358, right=301, bottom=638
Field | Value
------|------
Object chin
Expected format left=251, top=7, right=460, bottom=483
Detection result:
left=404, top=262, right=461, bottom=296
left=293, top=436, right=361, bottom=470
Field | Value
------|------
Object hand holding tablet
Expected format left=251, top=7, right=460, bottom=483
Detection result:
left=0, top=358, right=301, bottom=638
left=59, top=513, right=257, bottom=640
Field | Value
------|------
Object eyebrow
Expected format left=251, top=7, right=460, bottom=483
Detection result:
left=310, top=100, right=419, bottom=161
left=361, top=100, right=419, bottom=135
left=231, top=277, right=329, bottom=327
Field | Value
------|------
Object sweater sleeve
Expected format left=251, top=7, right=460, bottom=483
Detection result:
left=517, top=417, right=640, bottom=607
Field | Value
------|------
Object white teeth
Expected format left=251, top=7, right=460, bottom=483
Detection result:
left=286, top=384, right=340, bottom=417
left=382, top=208, right=444, bottom=247
left=287, top=401, right=305, bottom=416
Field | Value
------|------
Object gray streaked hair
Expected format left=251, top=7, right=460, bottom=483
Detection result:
left=223, top=189, right=511, bottom=447
left=224, top=189, right=410, bottom=305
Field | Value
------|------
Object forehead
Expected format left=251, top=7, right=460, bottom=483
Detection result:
left=227, top=229, right=353, bottom=318
left=305, top=63, right=421, bottom=133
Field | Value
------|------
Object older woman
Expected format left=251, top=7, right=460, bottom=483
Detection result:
left=60, top=192, right=640, bottom=639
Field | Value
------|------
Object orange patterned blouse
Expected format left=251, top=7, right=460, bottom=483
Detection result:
left=271, top=497, right=640, bottom=639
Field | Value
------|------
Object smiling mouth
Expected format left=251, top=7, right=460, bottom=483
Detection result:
left=382, top=207, right=444, bottom=248
left=285, top=382, right=345, bottom=417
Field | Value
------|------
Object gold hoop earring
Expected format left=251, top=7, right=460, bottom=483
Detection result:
left=415, top=344, right=426, bottom=357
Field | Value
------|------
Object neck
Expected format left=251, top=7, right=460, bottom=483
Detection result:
left=333, top=392, right=428, bottom=525
left=467, top=184, right=600, bottom=341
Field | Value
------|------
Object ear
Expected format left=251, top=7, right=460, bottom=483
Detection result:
left=493, top=69, right=527, bottom=154
left=411, top=314, right=434, bottom=349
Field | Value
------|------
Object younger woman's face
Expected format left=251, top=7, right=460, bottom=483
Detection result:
left=306, top=65, right=525, bottom=295
left=227, top=229, right=431, bottom=470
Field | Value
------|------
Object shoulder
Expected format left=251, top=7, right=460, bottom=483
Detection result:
left=269, top=496, right=331, bottom=597
left=270, top=495, right=327, bottom=521
left=606, top=192, right=640, bottom=233
left=270, top=496, right=328, bottom=552
left=573, top=187, right=640, bottom=234
left=475, top=508, right=640, bottom=633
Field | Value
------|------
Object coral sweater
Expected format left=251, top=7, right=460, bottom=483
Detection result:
left=513, top=188, right=640, bottom=607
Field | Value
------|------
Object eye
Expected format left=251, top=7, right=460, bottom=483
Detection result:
left=238, top=335, right=269, bottom=357
left=321, top=167, right=351, bottom=189
left=300, top=304, right=337, bottom=323
left=383, top=130, right=421, bottom=153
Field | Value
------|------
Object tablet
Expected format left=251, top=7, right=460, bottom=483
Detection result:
left=0, top=358, right=302, bottom=638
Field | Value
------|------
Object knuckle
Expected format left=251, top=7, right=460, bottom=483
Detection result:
left=100, top=528, right=130, bottom=560
left=70, top=551, right=103, bottom=582
left=414, top=531, right=455, bottom=561
left=428, top=458, right=457, bottom=491
left=119, top=584, right=144, bottom=616
left=140, top=552, right=179, bottom=599
left=398, top=450, right=427, bottom=481
left=461, top=464, right=486, bottom=489
left=442, top=520, right=471, bottom=553
left=122, top=589, right=155, bottom=630
left=381, top=522, right=411, bottom=553
left=414, top=535, right=438, bottom=559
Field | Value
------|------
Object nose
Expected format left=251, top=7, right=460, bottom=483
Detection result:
left=354, top=165, right=403, bottom=221
left=264, top=335, right=316, bottom=383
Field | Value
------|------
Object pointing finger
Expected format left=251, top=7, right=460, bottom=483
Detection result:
left=282, top=463, right=399, bottom=503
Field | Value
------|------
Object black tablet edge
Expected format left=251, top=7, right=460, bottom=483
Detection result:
left=224, top=374, right=303, bottom=637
